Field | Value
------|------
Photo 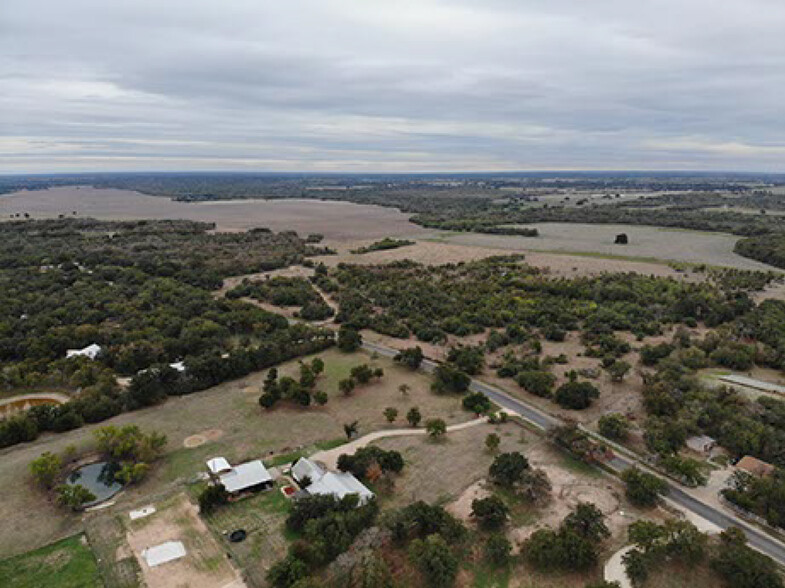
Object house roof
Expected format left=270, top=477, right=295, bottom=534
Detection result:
left=686, top=435, right=716, bottom=449
left=66, top=343, right=102, bottom=359
left=291, top=457, right=325, bottom=483
left=169, top=361, right=186, bottom=373
left=206, top=457, right=232, bottom=475
left=219, top=460, right=272, bottom=493
left=737, top=455, right=776, bottom=477
left=306, top=471, right=374, bottom=504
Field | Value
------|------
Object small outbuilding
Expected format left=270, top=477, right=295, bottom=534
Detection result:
left=66, top=343, right=102, bottom=360
left=206, top=457, right=274, bottom=495
left=686, top=435, right=717, bottom=454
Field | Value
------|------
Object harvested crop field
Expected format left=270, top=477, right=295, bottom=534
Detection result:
left=435, top=222, right=779, bottom=271
left=0, top=186, right=428, bottom=241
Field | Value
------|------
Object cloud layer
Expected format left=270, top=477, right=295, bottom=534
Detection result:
left=2, top=0, right=784, bottom=172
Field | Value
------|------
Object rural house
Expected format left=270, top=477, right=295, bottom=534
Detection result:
left=686, top=435, right=717, bottom=454
left=65, top=343, right=102, bottom=360
left=291, top=457, right=374, bottom=504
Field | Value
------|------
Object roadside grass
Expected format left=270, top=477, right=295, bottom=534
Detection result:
left=0, top=534, right=102, bottom=588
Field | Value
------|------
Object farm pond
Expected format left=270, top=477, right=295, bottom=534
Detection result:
left=66, top=462, right=123, bottom=506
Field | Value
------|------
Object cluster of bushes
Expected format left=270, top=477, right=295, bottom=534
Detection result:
left=228, top=276, right=334, bottom=321
left=624, top=522, right=781, bottom=588
left=332, top=256, right=762, bottom=366
left=337, top=446, right=404, bottom=481
left=259, top=358, right=329, bottom=409
left=29, top=424, right=166, bottom=510
left=384, top=501, right=467, bottom=588
left=267, top=494, right=379, bottom=587
left=722, top=469, right=785, bottom=529
left=523, top=502, right=610, bottom=572
left=338, top=363, right=384, bottom=396
left=488, top=451, right=552, bottom=502
left=350, top=237, right=415, bottom=254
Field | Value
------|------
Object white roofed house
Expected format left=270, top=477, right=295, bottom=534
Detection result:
left=686, top=435, right=717, bottom=455
left=290, top=457, right=374, bottom=505
left=206, top=457, right=273, bottom=497
left=66, top=343, right=102, bottom=360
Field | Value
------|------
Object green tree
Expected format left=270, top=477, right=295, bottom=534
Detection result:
left=484, top=533, right=512, bottom=566
left=562, top=502, right=610, bottom=542
left=399, top=383, right=411, bottom=397
left=338, top=326, right=362, bottom=352
left=407, top=407, right=422, bottom=427
left=339, top=378, right=356, bottom=396
left=395, top=347, right=424, bottom=370
left=267, top=555, right=308, bottom=588
left=516, top=370, right=557, bottom=397
left=425, top=418, right=447, bottom=439
left=313, top=390, right=329, bottom=406
left=56, top=484, right=96, bottom=511
left=606, top=360, right=632, bottom=382
left=343, top=420, right=359, bottom=440
left=622, top=467, right=668, bottom=507
left=408, top=534, right=458, bottom=588
left=198, top=483, right=229, bottom=514
left=462, top=392, right=491, bottom=414
left=29, top=451, right=62, bottom=489
left=598, top=413, right=630, bottom=441
left=488, top=452, right=530, bottom=488
left=471, top=495, right=509, bottom=529
left=383, top=407, right=398, bottom=423
left=554, top=381, right=600, bottom=410
left=485, top=433, right=501, bottom=453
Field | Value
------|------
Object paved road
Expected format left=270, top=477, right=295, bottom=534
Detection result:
left=362, top=339, right=785, bottom=565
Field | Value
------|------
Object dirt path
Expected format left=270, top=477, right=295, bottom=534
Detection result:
left=310, top=417, right=487, bottom=469
left=604, top=545, right=633, bottom=588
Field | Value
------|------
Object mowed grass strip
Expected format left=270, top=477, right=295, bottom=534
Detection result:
left=0, top=534, right=102, bottom=588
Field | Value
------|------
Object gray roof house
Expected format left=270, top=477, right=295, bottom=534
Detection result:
left=206, top=457, right=273, bottom=495
left=291, top=457, right=374, bottom=505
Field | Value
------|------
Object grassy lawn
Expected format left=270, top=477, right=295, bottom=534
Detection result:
left=198, top=486, right=292, bottom=587
left=643, top=560, right=722, bottom=588
left=0, top=347, right=468, bottom=558
left=0, top=534, right=102, bottom=588
left=372, top=422, right=526, bottom=507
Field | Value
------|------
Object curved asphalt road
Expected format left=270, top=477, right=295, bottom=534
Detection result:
left=362, top=340, right=785, bottom=565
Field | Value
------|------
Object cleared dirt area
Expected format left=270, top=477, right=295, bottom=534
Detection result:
left=314, top=239, right=689, bottom=278
left=0, top=348, right=469, bottom=557
left=125, top=493, right=244, bottom=588
left=435, top=222, right=779, bottom=271
left=0, top=186, right=428, bottom=241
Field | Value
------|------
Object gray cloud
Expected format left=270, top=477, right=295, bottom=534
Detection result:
left=1, top=0, right=784, bottom=172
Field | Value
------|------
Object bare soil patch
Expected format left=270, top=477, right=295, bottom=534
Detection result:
left=0, top=186, right=428, bottom=241
left=125, top=493, right=244, bottom=588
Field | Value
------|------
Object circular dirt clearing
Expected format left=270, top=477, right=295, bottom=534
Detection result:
left=183, top=435, right=207, bottom=448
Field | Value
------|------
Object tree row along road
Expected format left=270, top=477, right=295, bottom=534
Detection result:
left=361, top=340, right=785, bottom=566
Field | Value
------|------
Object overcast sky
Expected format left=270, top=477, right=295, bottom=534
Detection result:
left=2, top=0, right=784, bottom=173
